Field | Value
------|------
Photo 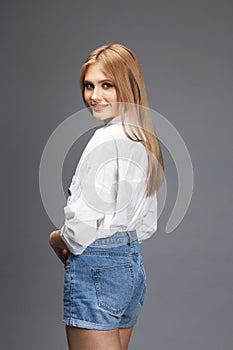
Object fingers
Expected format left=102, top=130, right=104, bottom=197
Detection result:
left=51, top=246, right=69, bottom=267
left=53, top=247, right=65, bottom=264
left=61, top=249, right=68, bottom=260
left=61, top=249, right=68, bottom=265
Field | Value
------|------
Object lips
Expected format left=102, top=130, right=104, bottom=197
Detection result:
left=91, top=104, right=109, bottom=112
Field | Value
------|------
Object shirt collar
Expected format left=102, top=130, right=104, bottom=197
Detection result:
left=104, top=115, right=122, bottom=126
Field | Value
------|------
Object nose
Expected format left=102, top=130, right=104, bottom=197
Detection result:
left=91, top=87, right=102, bottom=102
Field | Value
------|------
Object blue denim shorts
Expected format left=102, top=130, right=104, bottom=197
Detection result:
left=62, top=230, right=147, bottom=330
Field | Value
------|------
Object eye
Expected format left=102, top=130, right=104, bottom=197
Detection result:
left=102, top=82, right=113, bottom=89
left=84, top=82, right=94, bottom=90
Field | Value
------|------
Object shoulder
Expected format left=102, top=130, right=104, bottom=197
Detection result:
left=81, top=126, right=118, bottom=164
left=88, top=123, right=132, bottom=149
left=87, top=123, right=147, bottom=158
left=93, top=125, right=117, bottom=142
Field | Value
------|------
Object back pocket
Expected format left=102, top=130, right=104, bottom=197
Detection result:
left=91, top=263, right=134, bottom=314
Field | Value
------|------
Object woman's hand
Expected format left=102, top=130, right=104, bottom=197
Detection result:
left=49, top=230, right=69, bottom=266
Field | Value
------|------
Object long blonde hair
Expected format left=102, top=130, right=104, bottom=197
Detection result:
left=80, top=43, right=164, bottom=197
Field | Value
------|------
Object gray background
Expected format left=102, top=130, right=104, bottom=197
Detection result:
left=1, top=0, right=232, bottom=349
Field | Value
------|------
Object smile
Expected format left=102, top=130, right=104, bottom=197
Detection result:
left=91, top=104, right=109, bottom=112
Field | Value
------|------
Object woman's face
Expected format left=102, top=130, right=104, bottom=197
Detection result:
left=84, top=63, right=119, bottom=123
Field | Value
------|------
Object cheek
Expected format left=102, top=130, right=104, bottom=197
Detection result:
left=84, top=90, right=90, bottom=103
left=105, top=90, right=118, bottom=102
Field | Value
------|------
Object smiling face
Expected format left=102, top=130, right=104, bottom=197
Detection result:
left=84, top=63, right=119, bottom=123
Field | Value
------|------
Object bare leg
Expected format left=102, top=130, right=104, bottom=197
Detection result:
left=119, top=327, right=134, bottom=350
left=65, top=326, right=122, bottom=350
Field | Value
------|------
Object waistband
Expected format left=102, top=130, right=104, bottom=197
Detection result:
left=89, top=230, right=138, bottom=246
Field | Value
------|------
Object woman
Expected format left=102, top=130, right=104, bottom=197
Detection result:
left=49, top=43, right=164, bottom=350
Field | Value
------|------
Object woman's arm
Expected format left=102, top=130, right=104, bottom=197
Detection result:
left=59, top=132, right=118, bottom=255
left=49, top=230, right=69, bottom=265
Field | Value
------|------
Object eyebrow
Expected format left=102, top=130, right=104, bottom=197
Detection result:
left=84, top=79, right=113, bottom=84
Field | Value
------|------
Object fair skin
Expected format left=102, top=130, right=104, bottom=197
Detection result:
left=49, top=230, right=68, bottom=265
left=49, top=63, right=134, bottom=349
left=84, top=62, right=119, bottom=123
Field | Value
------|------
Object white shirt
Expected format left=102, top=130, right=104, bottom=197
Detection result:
left=60, top=115, right=158, bottom=255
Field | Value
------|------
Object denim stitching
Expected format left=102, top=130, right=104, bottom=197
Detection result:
left=91, top=263, right=134, bottom=314
left=139, top=262, right=147, bottom=306
left=82, top=251, right=139, bottom=257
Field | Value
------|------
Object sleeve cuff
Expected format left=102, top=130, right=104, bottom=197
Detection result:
left=60, top=225, right=87, bottom=255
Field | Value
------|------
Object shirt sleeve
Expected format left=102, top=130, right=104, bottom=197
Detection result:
left=60, top=132, right=118, bottom=255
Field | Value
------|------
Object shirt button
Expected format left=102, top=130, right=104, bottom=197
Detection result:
left=66, top=187, right=72, bottom=196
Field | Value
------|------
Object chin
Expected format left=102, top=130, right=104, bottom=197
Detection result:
left=91, top=113, right=106, bottom=121
left=92, top=110, right=114, bottom=121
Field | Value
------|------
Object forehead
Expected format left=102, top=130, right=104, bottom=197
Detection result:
left=84, top=63, right=109, bottom=81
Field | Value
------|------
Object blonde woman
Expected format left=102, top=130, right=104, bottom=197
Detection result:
left=49, top=43, right=164, bottom=350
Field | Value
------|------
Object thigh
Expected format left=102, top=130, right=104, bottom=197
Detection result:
left=119, top=326, right=134, bottom=350
left=66, top=326, right=121, bottom=350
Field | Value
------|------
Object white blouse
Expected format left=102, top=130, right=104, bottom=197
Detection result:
left=60, top=115, right=158, bottom=255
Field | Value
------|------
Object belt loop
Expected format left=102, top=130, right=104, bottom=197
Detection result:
left=127, top=231, right=133, bottom=247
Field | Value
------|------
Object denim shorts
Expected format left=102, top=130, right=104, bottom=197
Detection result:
left=62, top=230, right=147, bottom=330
